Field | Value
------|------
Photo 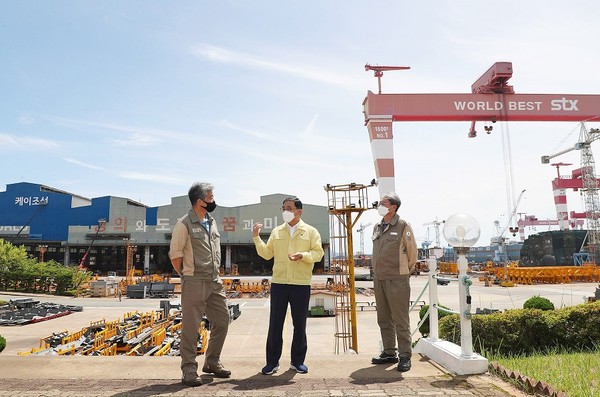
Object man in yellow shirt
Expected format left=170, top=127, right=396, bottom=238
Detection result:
left=253, top=197, right=324, bottom=375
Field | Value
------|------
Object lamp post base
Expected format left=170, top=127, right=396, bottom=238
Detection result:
left=414, top=338, right=488, bottom=375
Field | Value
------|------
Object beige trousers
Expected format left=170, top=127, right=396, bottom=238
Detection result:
left=373, top=277, right=412, bottom=358
left=180, top=277, right=230, bottom=375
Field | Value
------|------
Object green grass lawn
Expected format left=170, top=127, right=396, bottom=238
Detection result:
left=492, top=349, right=599, bottom=397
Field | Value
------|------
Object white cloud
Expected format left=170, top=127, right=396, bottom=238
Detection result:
left=0, top=133, right=18, bottom=146
left=63, top=158, right=106, bottom=171
left=218, top=120, right=269, bottom=139
left=108, top=133, right=161, bottom=147
left=191, top=44, right=365, bottom=90
left=118, top=171, right=190, bottom=185
left=45, top=116, right=196, bottom=142
left=0, top=133, right=59, bottom=149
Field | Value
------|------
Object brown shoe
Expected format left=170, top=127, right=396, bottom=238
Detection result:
left=202, top=362, right=231, bottom=378
left=181, top=374, right=203, bottom=387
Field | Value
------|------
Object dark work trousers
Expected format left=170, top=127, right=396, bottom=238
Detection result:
left=180, top=276, right=230, bottom=376
left=266, top=283, right=311, bottom=367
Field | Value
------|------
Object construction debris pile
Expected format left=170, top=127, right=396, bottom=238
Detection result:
left=18, top=302, right=240, bottom=356
left=0, top=298, right=83, bottom=326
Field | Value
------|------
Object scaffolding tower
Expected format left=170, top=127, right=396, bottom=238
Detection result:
left=324, top=181, right=375, bottom=353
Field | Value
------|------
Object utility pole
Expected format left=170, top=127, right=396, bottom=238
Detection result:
left=10, top=198, right=48, bottom=244
left=79, top=219, right=107, bottom=270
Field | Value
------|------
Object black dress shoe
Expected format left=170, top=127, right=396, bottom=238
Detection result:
left=181, top=375, right=203, bottom=387
left=397, top=356, right=411, bottom=372
left=371, top=352, right=399, bottom=364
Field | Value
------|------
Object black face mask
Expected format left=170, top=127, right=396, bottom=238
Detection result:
left=203, top=201, right=217, bottom=213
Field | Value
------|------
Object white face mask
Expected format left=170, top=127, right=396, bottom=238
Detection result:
left=378, top=205, right=389, bottom=217
left=282, top=210, right=295, bottom=223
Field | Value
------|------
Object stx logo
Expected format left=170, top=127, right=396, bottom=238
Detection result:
left=551, top=97, right=579, bottom=111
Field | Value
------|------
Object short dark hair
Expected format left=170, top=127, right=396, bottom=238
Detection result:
left=188, top=182, right=214, bottom=205
left=283, top=197, right=302, bottom=209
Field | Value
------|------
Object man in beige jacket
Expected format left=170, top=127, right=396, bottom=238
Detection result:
left=370, top=192, right=418, bottom=372
left=169, top=182, right=231, bottom=386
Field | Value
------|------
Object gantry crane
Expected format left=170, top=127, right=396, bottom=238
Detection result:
left=542, top=124, right=600, bottom=263
left=423, top=217, right=445, bottom=248
left=356, top=222, right=372, bottom=256
left=363, top=60, right=600, bottom=200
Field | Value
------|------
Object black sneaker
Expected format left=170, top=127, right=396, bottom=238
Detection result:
left=371, top=352, right=399, bottom=364
left=397, top=356, right=411, bottom=372
left=261, top=363, right=280, bottom=375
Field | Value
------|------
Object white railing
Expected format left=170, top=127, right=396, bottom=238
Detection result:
left=413, top=257, right=488, bottom=375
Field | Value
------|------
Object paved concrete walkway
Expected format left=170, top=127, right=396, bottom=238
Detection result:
left=0, top=355, right=526, bottom=396
left=3, top=279, right=578, bottom=397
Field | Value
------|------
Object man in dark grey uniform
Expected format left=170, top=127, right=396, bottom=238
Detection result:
left=169, top=182, right=231, bottom=387
left=370, top=192, right=418, bottom=372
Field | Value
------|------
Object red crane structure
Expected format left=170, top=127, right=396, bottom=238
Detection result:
left=545, top=162, right=600, bottom=229
left=541, top=126, right=600, bottom=262
left=364, top=62, right=600, bottom=194
left=516, top=214, right=584, bottom=242
left=363, top=61, right=600, bottom=242
left=364, top=64, right=410, bottom=94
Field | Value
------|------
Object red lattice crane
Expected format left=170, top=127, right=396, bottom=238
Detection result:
left=541, top=125, right=600, bottom=263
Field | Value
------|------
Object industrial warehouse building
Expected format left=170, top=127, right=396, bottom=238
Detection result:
left=0, top=182, right=330, bottom=276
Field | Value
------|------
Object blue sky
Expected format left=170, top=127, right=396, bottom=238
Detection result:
left=2, top=1, right=600, bottom=253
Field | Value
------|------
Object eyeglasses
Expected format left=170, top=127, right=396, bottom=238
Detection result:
left=281, top=207, right=297, bottom=212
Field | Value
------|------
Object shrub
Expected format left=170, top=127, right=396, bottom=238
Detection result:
left=418, top=304, right=453, bottom=337
left=0, top=334, right=6, bottom=353
left=523, top=295, right=555, bottom=311
left=546, top=302, right=600, bottom=349
left=438, top=301, right=600, bottom=356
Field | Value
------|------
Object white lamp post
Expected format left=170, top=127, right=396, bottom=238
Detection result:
left=414, top=212, right=488, bottom=375
left=443, top=213, right=480, bottom=357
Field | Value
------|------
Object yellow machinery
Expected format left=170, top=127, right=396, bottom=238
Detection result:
left=449, top=260, right=600, bottom=286
left=491, top=264, right=599, bottom=285
left=19, top=309, right=209, bottom=357
left=438, top=262, right=458, bottom=274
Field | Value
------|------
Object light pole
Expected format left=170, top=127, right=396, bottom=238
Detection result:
left=394, top=212, right=490, bottom=375
left=79, top=218, right=107, bottom=270
left=442, top=213, right=481, bottom=357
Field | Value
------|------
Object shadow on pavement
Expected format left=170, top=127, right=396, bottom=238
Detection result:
left=109, top=369, right=301, bottom=396
left=349, top=364, right=406, bottom=385
left=110, top=381, right=187, bottom=397
left=231, top=369, right=298, bottom=390
left=430, top=376, right=477, bottom=391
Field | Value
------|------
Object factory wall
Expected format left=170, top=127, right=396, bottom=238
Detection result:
left=0, top=183, right=330, bottom=275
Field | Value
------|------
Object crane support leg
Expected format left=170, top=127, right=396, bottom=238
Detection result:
left=366, top=118, right=395, bottom=196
